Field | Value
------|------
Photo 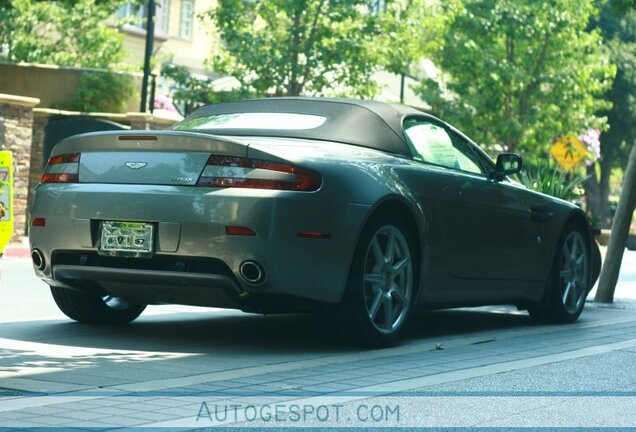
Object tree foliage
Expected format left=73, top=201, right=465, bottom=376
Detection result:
left=596, top=6, right=636, bottom=165
left=585, top=4, right=636, bottom=225
left=0, top=0, right=126, bottom=68
left=418, top=0, right=615, bottom=156
left=610, top=0, right=636, bottom=15
left=206, top=0, right=451, bottom=98
left=161, top=64, right=254, bottom=114
left=594, top=0, right=636, bottom=304
left=69, top=71, right=135, bottom=112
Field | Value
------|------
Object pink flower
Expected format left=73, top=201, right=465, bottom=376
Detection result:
left=579, top=128, right=601, bottom=166
left=154, top=95, right=180, bottom=114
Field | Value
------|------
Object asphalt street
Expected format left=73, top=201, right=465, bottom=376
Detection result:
left=0, top=250, right=634, bottom=429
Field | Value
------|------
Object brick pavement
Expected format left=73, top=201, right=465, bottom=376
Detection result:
left=1, top=305, right=636, bottom=429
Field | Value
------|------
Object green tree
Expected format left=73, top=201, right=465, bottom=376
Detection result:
left=595, top=0, right=636, bottom=304
left=161, top=64, right=253, bottom=114
left=70, top=71, right=135, bottom=112
left=586, top=4, right=636, bottom=226
left=0, top=0, right=126, bottom=68
left=610, top=0, right=636, bottom=14
left=418, top=0, right=615, bottom=156
left=206, top=0, right=451, bottom=98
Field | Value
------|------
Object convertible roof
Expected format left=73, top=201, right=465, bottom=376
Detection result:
left=175, top=97, right=430, bottom=156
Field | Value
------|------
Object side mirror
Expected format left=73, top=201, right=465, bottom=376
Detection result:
left=492, top=152, right=522, bottom=182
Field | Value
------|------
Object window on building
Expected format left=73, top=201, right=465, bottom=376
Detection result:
left=180, top=0, right=194, bottom=39
left=117, top=0, right=170, bottom=36
left=118, top=2, right=148, bottom=29
left=158, top=0, right=171, bottom=35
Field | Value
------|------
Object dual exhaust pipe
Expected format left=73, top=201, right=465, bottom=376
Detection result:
left=239, top=260, right=265, bottom=285
left=31, top=249, right=45, bottom=270
left=32, top=249, right=266, bottom=286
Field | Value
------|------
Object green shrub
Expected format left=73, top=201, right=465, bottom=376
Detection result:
left=71, top=71, right=136, bottom=113
left=517, top=161, right=588, bottom=202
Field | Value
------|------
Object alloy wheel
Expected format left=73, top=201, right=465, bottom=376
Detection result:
left=362, top=225, right=413, bottom=334
left=559, top=231, right=589, bottom=314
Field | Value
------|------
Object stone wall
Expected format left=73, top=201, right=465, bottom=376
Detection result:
left=0, top=94, right=40, bottom=240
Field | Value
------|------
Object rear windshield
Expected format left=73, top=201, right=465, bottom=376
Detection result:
left=174, top=113, right=327, bottom=131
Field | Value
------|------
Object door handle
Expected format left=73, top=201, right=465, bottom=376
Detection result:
left=442, top=185, right=459, bottom=194
left=530, top=205, right=553, bottom=222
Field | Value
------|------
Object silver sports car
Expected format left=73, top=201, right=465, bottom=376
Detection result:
left=29, top=97, right=600, bottom=347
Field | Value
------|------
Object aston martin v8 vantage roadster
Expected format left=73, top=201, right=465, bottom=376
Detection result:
left=29, top=97, right=600, bottom=346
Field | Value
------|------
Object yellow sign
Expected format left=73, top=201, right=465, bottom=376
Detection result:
left=0, top=150, right=13, bottom=254
left=550, top=134, right=587, bottom=171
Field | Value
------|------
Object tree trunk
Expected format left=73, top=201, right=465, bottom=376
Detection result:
left=585, top=164, right=602, bottom=222
left=594, top=139, right=636, bottom=303
left=599, top=155, right=613, bottom=227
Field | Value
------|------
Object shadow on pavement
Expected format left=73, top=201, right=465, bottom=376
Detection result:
left=0, top=306, right=535, bottom=354
left=0, top=307, right=600, bottom=389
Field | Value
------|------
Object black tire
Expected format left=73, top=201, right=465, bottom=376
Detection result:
left=528, top=225, right=591, bottom=324
left=319, top=214, right=418, bottom=348
left=50, top=286, right=146, bottom=325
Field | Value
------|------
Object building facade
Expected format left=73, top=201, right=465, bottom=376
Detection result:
left=118, top=0, right=217, bottom=75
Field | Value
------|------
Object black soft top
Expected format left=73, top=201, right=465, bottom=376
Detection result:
left=174, top=97, right=431, bottom=157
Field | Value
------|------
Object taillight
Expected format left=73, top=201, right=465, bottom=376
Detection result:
left=197, top=156, right=321, bottom=191
left=41, top=153, right=80, bottom=184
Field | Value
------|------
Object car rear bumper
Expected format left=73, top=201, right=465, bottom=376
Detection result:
left=30, top=183, right=370, bottom=305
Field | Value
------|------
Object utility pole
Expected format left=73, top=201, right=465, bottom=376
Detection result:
left=140, top=0, right=156, bottom=113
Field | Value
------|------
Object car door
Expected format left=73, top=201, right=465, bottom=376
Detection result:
left=403, top=118, right=541, bottom=282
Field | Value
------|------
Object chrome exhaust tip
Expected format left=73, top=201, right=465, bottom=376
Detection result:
left=31, top=249, right=45, bottom=270
left=239, top=260, right=265, bottom=285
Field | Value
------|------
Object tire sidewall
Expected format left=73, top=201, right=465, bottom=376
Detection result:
left=51, top=286, right=145, bottom=325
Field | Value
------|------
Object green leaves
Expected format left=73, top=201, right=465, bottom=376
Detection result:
left=207, top=0, right=450, bottom=97
left=595, top=5, right=636, bottom=164
left=161, top=63, right=254, bottom=114
left=0, top=0, right=126, bottom=68
left=518, top=161, right=588, bottom=202
left=418, top=0, right=615, bottom=159
left=70, top=71, right=135, bottom=112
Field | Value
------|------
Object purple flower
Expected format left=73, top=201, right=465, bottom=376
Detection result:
left=579, top=128, right=601, bottom=166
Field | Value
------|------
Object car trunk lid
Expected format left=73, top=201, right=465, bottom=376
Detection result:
left=51, top=131, right=248, bottom=186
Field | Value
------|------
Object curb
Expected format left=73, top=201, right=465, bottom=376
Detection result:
left=2, top=237, right=30, bottom=259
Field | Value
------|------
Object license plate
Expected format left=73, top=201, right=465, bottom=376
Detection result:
left=98, top=221, right=154, bottom=258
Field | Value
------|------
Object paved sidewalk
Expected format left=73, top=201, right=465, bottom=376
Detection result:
left=1, top=307, right=636, bottom=428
